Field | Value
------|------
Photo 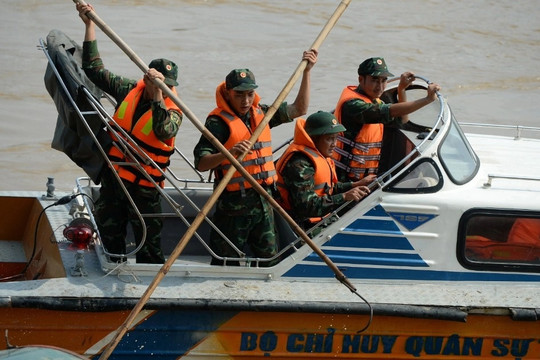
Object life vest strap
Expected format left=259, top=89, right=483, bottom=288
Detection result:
left=217, top=155, right=274, bottom=171
left=227, top=169, right=276, bottom=184
left=338, top=135, right=382, bottom=153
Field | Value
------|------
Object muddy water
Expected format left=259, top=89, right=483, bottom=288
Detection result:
left=0, top=0, right=538, bottom=191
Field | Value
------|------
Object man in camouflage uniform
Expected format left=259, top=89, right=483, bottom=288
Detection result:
left=77, top=3, right=182, bottom=263
left=333, top=57, right=440, bottom=181
left=193, top=50, right=317, bottom=266
left=276, top=111, right=370, bottom=231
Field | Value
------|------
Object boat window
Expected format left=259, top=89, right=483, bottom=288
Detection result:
left=458, top=210, right=540, bottom=272
left=385, top=158, right=442, bottom=193
left=438, top=113, right=479, bottom=184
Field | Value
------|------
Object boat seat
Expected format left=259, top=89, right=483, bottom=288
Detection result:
left=275, top=210, right=300, bottom=256
left=466, top=236, right=540, bottom=262
left=394, top=176, right=438, bottom=189
left=159, top=187, right=215, bottom=257
left=468, top=243, right=540, bottom=262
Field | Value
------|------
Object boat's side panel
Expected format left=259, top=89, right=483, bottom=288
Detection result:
left=1, top=308, right=539, bottom=359
left=0, top=308, right=133, bottom=355
left=284, top=202, right=540, bottom=282
left=0, top=197, right=35, bottom=242
left=0, top=196, right=66, bottom=280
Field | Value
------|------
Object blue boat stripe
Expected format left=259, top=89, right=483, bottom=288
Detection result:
left=305, top=250, right=428, bottom=267
left=283, top=264, right=540, bottom=282
left=364, top=204, right=389, bottom=217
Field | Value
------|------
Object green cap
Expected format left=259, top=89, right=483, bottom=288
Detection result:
left=357, top=57, right=394, bottom=77
left=148, top=58, right=179, bottom=86
left=305, top=111, right=346, bottom=136
left=225, top=69, right=258, bottom=91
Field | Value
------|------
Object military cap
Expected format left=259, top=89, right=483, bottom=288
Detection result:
left=225, top=69, right=258, bottom=91
left=357, top=57, right=394, bottom=77
left=148, top=58, right=179, bottom=86
left=305, top=111, right=346, bottom=136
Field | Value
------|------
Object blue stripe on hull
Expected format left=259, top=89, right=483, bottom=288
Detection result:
left=283, top=263, right=540, bottom=282
left=285, top=204, right=540, bottom=282
left=304, top=250, right=428, bottom=267
left=109, top=310, right=236, bottom=359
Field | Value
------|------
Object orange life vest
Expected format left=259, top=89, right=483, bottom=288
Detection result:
left=210, top=82, right=276, bottom=194
left=276, top=118, right=338, bottom=224
left=508, top=218, right=540, bottom=247
left=108, top=80, right=181, bottom=188
left=332, top=86, right=383, bottom=180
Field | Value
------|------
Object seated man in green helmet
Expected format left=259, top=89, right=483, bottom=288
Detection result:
left=276, top=111, right=370, bottom=231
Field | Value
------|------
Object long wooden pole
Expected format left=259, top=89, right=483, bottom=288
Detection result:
left=72, top=1, right=353, bottom=358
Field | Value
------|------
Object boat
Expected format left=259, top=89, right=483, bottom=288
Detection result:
left=0, top=29, right=539, bottom=359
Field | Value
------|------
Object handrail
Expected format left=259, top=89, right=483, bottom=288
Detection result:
left=459, top=122, right=540, bottom=140
left=40, top=37, right=247, bottom=263
left=80, top=86, right=247, bottom=263
left=483, top=174, right=540, bottom=188
left=39, top=38, right=149, bottom=259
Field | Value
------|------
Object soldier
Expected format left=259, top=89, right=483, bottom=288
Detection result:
left=276, top=111, right=370, bottom=231
left=193, top=50, right=318, bottom=266
left=76, top=3, right=183, bottom=263
left=333, top=57, right=440, bottom=182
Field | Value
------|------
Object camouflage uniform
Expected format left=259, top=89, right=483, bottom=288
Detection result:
left=83, top=40, right=182, bottom=263
left=337, top=87, right=402, bottom=181
left=94, top=169, right=165, bottom=263
left=336, top=58, right=405, bottom=181
left=279, top=152, right=354, bottom=229
left=193, top=102, right=291, bottom=266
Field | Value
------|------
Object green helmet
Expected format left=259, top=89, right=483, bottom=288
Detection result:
left=304, top=111, right=346, bottom=136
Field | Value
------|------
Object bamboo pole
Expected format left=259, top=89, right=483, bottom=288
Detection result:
left=71, top=1, right=353, bottom=358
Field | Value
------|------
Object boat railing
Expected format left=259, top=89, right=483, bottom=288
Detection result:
left=483, top=174, right=540, bottom=188
left=78, top=87, right=262, bottom=266
left=40, top=37, right=159, bottom=260
left=458, top=122, right=540, bottom=140
left=40, top=36, right=271, bottom=267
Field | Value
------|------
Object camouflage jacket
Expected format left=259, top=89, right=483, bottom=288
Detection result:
left=279, top=152, right=353, bottom=222
left=340, top=86, right=402, bottom=144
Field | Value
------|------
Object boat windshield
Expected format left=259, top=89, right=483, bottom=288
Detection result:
left=438, top=111, right=479, bottom=184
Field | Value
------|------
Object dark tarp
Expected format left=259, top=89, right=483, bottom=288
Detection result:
left=44, top=29, right=111, bottom=184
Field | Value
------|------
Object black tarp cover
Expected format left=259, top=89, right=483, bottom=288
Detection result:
left=44, top=29, right=111, bottom=184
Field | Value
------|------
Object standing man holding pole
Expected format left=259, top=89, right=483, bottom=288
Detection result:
left=193, top=51, right=318, bottom=267
left=76, top=3, right=183, bottom=264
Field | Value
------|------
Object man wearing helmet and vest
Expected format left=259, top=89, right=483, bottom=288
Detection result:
left=193, top=49, right=318, bottom=266
left=333, top=57, right=440, bottom=182
left=77, top=3, right=183, bottom=264
left=276, top=111, right=370, bottom=231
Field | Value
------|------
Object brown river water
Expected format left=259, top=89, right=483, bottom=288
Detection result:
left=0, top=0, right=539, bottom=191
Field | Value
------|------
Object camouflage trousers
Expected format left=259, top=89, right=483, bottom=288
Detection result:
left=94, top=169, right=165, bottom=264
left=210, top=195, right=279, bottom=267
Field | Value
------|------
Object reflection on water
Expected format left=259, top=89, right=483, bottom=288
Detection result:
left=0, top=0, right=539, bottom=190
